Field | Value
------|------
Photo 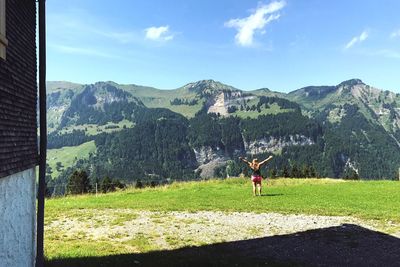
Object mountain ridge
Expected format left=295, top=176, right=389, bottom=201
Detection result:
left=47, top=78, right=393, bottom=95
left=47, top=78, right=400, bottom=133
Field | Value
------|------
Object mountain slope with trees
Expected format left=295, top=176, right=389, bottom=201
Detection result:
left=45, top=79, right=400, bottom=187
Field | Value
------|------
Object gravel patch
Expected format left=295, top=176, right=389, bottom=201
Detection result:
left=46, top=209, right=387, bottom=250
left=46, top=210, right=400, bottom=266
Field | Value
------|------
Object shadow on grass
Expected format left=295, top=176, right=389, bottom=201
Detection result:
left=46, top=224, right=400, bottom=267
left=260, top=193, right=284, bottom=197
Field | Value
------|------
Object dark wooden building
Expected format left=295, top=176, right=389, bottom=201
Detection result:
left=0, top=1, right=40, bottom=266
left=0, top=0, right=38, bottom=178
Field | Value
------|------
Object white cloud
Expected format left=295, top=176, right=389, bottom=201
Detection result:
left=359, top=31, right=368, bottom=41
left=390, top=29, right=400, bottom=39
left=345, top=30, right=369, bottom=49
left=145, top=26, right=174, bottom=41
left=224, top=1, right=286, bottom=46
left=345, top=37, right=358, bottom=49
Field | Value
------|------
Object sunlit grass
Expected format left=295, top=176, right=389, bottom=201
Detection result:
left=47, top=141, right=97, bottom=178
left=46, top=177, right=400, bottom=222
left=58, top=120, right=134, bottom=136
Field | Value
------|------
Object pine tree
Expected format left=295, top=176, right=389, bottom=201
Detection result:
left=291, top=164, right=301, bottom=178
left=282, top=165, right=290, bottom=178
left=100, top=176, right=115, bottom=193
left=309, top=166, right=317, bottom=177
left=135, top=179, right=143, bottom=189
left=270, top=168, right=277, bottom=178
left=67, top=170, right=91, bottom=195
left=303, top=165, right=310, bottom=178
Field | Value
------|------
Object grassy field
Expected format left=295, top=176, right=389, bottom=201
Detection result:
left=234, top=102, right=294, bottom=119
left=121, top=85, right=203, bottom=118
left=45, top=178, right=400, bottom=264
left=58, top=120, right=134, bottom=136
left=47, top=141, right=97, bottom=178
left=46, top=178, right=400, bottom=221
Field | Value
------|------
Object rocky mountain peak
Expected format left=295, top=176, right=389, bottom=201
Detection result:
left=289, top=79, right=367, bottom=100
left=334, top=79, right=388, bottom=102
left=337, top=79, right=364, bottom=88
left=183, top=79, right=239, bottom=95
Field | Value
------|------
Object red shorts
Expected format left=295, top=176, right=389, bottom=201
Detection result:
left=251, top=175, right=262, bottom=184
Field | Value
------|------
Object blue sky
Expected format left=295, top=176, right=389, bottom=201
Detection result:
left=47, top=0, right=400, bottom=92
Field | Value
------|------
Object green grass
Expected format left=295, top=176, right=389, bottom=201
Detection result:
left=162, top=101, right=204, bottom=118
left=58, top=120, right=134, bottom=136
left=124, top=233, right=156, bottom=252
left=47, top=141, right=97, bottom=179
left=143, top=97, right=203, bottom=118
left=234, top=103, right=294, bottom=119
left=110, top=211, right=139, bottom=226
left=142, top=97, right=203, bottom=118
left=46, top=178, right=400, bottom=223
left=44, top=178, right=400, bottom=262
left=121, top=85, right=202, bottom=118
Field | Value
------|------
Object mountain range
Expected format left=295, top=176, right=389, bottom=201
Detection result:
left=45, top=78, right=400, bottom=186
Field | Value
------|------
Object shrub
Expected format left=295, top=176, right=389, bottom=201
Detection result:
left=67, top=170, right=91, bottom=195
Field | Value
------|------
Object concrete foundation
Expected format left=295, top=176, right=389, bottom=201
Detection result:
left=0, top=168, right=36, bottom=267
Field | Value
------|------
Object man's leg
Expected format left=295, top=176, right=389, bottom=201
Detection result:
left=258, top=183, right=262, bottom=196
left=252, top=182, right=256, bottom=196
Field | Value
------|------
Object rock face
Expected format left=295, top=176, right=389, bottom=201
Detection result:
left=194, top=135, right=315, bottom=177
left=194, top=146, right=228, bottom=178
left=206, top=90, right=255, bottom=117
left=207, top=92, right=228, bottom=116
left=194, top=146, right=224, bottom=165
left=196, top=159, right=227, bottom=179
left=244, top=135, right=314, bottom=155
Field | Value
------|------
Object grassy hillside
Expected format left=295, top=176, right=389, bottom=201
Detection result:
left=46, top=81, right=83, bottom=93
left=44, top=178, right=400, bottom=265
left=120, top=84, right=202, bottom=117
left=233, top=102, right=294, bottom=118
left=47, top=141, right=97, bottom=178
left=58, top=120, right=134, bottom=136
